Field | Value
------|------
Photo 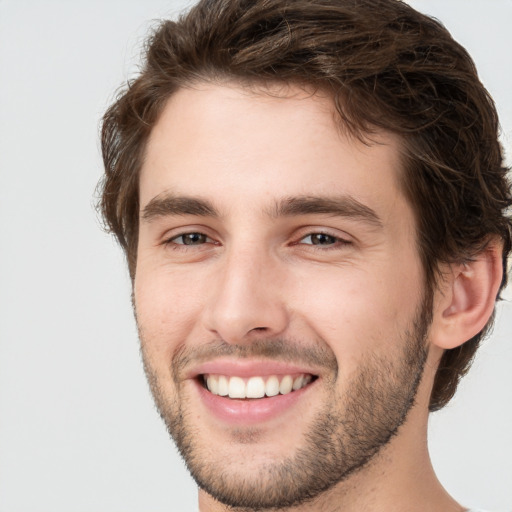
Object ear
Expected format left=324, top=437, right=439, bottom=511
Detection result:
left=430, top=240, right=504, bottom=350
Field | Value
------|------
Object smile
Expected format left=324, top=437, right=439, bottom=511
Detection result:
left=191, top=360, right=321, bottom=424
left=203, top=374, right=314, bottom=399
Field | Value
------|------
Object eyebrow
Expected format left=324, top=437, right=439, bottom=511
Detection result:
left=141, top=193, right=382, bottom=228
left=270, top=195, right=383, bottom=227
left=141, top=194, right=219, bottom=221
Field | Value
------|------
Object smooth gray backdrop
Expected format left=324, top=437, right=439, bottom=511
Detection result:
left=0, top=1, right=511, bottom=511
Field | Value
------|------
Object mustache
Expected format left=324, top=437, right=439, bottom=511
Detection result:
left=171, top=338, right=338, bottom=381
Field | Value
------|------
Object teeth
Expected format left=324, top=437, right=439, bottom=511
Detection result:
left=218, top=375, right=229, bottom=396
left=207, top=375, right=219, bottom=395
left=204, top=373, right=313, bottom=399
left=292, top=375, right=304, bottom=391
left=279, top=375, right=293, bottom=394
left=265, top=376, right=280, bottom=397
left=228, top=376, right=246, bottom=398
left=246, top=377, right=265, bottom=398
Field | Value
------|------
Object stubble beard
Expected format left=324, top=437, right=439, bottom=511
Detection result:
left=139, top=299, right=431, bottom=511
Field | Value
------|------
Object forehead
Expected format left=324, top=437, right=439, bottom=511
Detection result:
left=140, top=82, right=405, bottom=217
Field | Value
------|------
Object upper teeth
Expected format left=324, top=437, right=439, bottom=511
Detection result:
left=205, top=374, right=312, bottom=399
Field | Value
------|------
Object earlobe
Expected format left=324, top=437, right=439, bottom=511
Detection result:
left=430, top=240, right=503, bottom=350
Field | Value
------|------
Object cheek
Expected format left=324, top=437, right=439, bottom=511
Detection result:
left=134, top=266, right=205, bottom=362
left=295, top=277, right=377, bottom=366
left=293, top=259, right=423, bottom=362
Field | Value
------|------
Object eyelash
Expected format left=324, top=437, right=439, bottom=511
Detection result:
left=162, top=231, right=351, bottom=252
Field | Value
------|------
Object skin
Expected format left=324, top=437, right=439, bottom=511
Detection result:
left=134, top=82, right=500, bottom=511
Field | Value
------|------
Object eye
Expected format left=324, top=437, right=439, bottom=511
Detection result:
left=168, top=232, right=213, bottom=246
left=300, top=233, right=341, bottom=246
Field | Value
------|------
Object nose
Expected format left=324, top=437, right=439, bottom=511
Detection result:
left=202, top=245, right=289, bottom=344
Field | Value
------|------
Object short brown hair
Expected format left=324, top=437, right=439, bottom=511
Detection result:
left=99, top=0, right=512, bottom=411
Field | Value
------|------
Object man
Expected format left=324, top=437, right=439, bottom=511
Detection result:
left=98, top=0, right=511, bottom=510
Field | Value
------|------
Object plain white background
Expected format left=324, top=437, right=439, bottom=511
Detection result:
left=0, top=1, right=511, bottom=511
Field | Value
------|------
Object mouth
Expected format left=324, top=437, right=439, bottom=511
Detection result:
left=190, top=360, right=321, bottom=424
left=201, top=373, right=317, bottom=399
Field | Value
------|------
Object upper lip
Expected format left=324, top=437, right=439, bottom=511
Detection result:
left=187, top=358, right=320, bottom=380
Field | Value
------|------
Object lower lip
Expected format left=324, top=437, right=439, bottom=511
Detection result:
left=194, top=379, right=315, bottom=425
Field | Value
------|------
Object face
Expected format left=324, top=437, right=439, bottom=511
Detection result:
left=135, top=83, right=431, bottom=509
